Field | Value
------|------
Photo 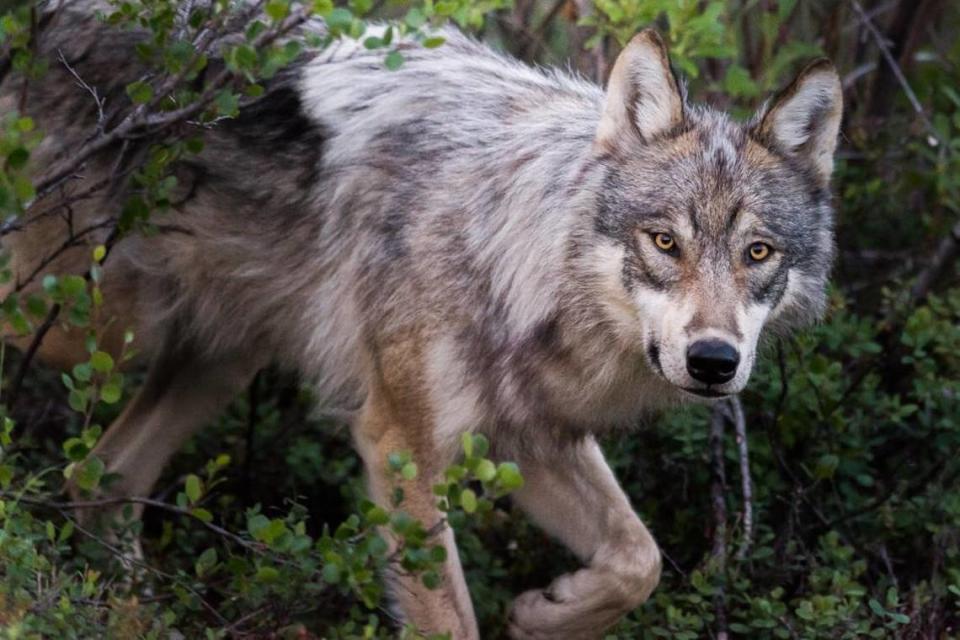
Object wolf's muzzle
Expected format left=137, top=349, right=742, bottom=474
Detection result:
left=686, top=339, right=739, bottom=385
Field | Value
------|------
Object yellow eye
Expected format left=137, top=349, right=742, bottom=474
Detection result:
left=653, top=233, right=676, bottom=253
left=749, top=242, right=772, bottom=262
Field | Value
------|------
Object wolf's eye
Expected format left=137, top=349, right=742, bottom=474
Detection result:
left=748, top=242, right=772, bottom=262
left=653, top=233, right=677, bottom=254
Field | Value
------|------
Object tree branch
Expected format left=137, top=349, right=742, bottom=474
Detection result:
left=731, top=396, right=754, bottom=562
left=709, top=402, right=729, bottom=640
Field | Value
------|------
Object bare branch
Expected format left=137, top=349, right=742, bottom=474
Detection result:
left=909, top=219, right=960, bottom=304
left=709, top=402, right=729, bottom=640
left=57, top=49, right=105, bottom=135
left=731, top=396, right=754, bottom=562
left=849, top=0, right=942, bottom=145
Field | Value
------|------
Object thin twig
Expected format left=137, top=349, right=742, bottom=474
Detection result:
left=849, top=0, right=942, bottom=145
left=730, top=396, right=753, bottom=561
left=909, top=219, right=960, bottom=304
left=13, top=218, right=115, bottom=293
left=6, top=302, right=61, bottom=410
left=18, top=493, right=259, bottom=551
left=709, top=403, right=729, bottom=640
left=57, top=49, right=105, bottom=135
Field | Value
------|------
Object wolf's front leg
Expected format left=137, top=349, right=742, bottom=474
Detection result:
left=507, top=437, right=661, bottom=640
left=352, top=382, right=479, bottom=640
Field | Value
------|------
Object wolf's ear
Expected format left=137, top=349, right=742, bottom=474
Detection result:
left=596, top=29, right=684, bottom=148
left=757, top=60, right=843, bottom=183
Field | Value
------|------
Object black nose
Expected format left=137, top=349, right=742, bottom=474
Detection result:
left=686, top=340, right=739, bottom=385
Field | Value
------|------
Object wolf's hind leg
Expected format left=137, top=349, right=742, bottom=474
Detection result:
left=352, top=375, right=479, bottom=640
left=507, top=437, right=661, bottom=640
left=70, top=344, right=263, bottom=542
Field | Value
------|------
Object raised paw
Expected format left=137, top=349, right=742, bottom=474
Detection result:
left=507, top=588, right=608, bottom=640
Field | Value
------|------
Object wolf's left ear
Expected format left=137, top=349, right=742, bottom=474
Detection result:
left=597, top=29, right=684, bottom=148
left=757, top=60, right=843, bottom=184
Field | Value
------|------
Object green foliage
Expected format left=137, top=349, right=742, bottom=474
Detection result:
left=583, top=0, right=735, bottom=76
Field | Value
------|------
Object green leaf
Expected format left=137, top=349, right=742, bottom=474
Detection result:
left=265, top=0, right=289, bottom=21
left=215, top=90, right=239, bottom=118
left=387, top=451, right=410, bottom=471
left=100, top=382, right=122, bottom=404
left=255, top=566, right=280, bottom=582
left=6, top=147, right=28, bottom=170
left=0, top=464, right=12, bottom=489
left=474, top=459, right=496, bottom=482
left=90, top=350, right=114, bottom=373
left=58, top=519, right=75, bottom=543
left=72, top=362, right=92, bottom=382
left=423, top=36, right=446, bottom=49
left=126, top=81, right=154, bottom=104
left=190, top=507, right=213, bottom=523
left=405, top=7, right=426, bottom=28
left=814, top=453, right=839, bottom=480
left=185, top=474, right=203, bottom=503
left=401, top=461, right=418, bottom=481
left=460, top=488, right=477, bottom=513
left=422, top=570, right=441, bottom=589
left=322, top=562, right=341, bottom=584
left=233, top=44, right=258, bottom=70
left=496, top=462, right=524, bottom=492
left=248, top=514, right=270, bottom=538
left=195, top=548, right=218, bottom=577
left=385, top=51, right=404, bottom=71
left=74, top=456, right=105, bottom=492
left=365, top=505, right=390, bottom=526
left=326, top=8, right=353, bottom=32
left=68, top=388, right=88, bottom=413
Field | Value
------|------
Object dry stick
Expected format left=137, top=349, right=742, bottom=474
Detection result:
left=0, top=177, right=112, bottom=237
left=731, top=396, right=754, bottom=562
left=708, top=403, right=729, bottom=640
left=13, top=219, right=115, bottom=293
left=909, top=219, right=960, bottom=304
left=11, top=492, right=257, bottom=551
left=849, top=0, right=942, bottom=145
left=57, top=50, right=105, bottom=135
left=7, top=302, right=61, bottom=410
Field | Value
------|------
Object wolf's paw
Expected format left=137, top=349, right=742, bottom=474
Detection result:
left=507, top=588, right=602, bottom=640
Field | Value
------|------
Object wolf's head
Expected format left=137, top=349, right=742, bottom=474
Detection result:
left=585, top=30, right=841, bottom=401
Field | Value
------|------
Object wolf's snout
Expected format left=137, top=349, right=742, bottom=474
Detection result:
left=686, top=340, right=740, bottom=385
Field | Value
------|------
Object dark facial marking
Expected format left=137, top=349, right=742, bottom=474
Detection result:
left=623, top=249, right=669, bottom=292
left=647, top=341, right=663, bottom=375
left=750, top=262, right=790, bottom=307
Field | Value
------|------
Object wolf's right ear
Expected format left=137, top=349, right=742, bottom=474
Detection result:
left=756, top=60, right=843, bottom=184
left=596, top=29, right=684, bottom=149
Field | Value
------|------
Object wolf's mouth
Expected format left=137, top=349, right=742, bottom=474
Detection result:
left=682, top=387, right=730, bottom=399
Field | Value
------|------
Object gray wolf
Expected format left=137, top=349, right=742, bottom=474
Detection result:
left=0, top=2, right=842, bottom=637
